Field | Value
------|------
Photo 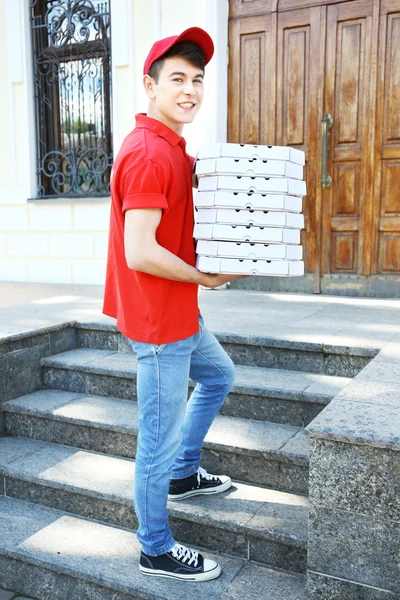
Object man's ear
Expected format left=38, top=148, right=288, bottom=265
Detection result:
left=143, top=74, right=156, bottom=99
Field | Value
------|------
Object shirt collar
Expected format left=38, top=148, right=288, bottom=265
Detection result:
left=135, top=113, right=185, bottom=147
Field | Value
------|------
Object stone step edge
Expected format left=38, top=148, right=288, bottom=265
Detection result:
left=76, top=321, right=378, bottom=357
left=40, top=354, right=340, bottom=405
left=0, top=440, right=308, bottom=549
left=0, top=322, right=76, bottom=349
left=3, top=397, right=310, bottom=466
left=0, top=497, right=240, bottom=600
left=0, top=547, right=306, bottom=600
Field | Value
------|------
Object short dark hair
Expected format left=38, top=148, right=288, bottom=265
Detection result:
left=148, top=41, right=205, bottom=82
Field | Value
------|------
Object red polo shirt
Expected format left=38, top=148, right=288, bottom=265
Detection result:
left=103, top=114, right=199, bottom=343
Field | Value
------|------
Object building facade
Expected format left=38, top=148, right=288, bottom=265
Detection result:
left=1, top=0, right=399, bottom=296
left=0, top=0, right=228, bottom=286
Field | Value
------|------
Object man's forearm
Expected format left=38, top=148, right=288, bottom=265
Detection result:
left=127, top=240, right=205, bottom=284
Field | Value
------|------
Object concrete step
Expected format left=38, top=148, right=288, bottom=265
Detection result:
left=77, top=321, right=376, bottom=377
left=0, top=495, right=306, bottom=600
left=40, top=348, right=351, bottom=427
left=3, top=390, right=310, bottom=494
left=0, top=436, right=309, bottom=573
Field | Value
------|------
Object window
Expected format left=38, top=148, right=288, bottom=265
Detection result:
left=30, top=0, right=113, bottom=198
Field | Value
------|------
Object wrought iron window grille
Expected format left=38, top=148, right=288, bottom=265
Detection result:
left=30, top=0, right=113, bottom=198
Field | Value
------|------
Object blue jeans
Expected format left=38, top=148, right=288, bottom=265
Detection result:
left=128, top=315, right=235, bottom=556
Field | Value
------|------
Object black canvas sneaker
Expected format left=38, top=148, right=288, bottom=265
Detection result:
left=168, top=466, right=232, bottom=501
left=139, top=543, right=221, bottom=581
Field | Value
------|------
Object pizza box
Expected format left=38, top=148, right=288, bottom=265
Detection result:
left=196, top=255, right=305, bottom=277
left=193, top=223, right=301, bottom=244
left=196, top=142, right=305, bottom=166
left=195, top=208, right=304, bottom=229
left=194, top=191, right=302, bottom=213
left=198, top=175, right=306, bottom=197
left=195, top=157, right=303, bottom=181
left=196, top=239, right=303, bottom=261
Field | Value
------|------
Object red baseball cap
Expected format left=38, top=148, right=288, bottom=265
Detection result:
left=143, top=27, right=214, bottom=75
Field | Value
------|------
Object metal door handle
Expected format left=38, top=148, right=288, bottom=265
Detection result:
left=321, top=113, right=334, bottom=189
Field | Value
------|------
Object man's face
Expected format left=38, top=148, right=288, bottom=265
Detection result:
left=145, top=56, right=204, bottom=134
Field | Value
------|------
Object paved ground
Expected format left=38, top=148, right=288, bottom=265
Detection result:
left=1, top=281, right=400, bottom=350
left=0, top=281, right=104, bottom=308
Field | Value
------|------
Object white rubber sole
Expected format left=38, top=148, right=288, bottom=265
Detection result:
left=168, top=477, right=232, bottom=502
left=139, top=562, right=222, bottom=581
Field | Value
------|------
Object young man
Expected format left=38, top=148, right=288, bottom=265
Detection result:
left=103, top=27, right=244, bottom=582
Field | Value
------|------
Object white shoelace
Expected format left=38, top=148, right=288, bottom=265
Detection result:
left=197, top=466, right=218, bottom=485
left=170, top=543, right=199, bottom=567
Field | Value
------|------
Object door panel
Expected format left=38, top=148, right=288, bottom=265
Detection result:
left=281, top=27, right=309, bottom=146
left=241, top=34, right=265, bottom=142
left=229, top=6, right=323, bottom=289
left=322, top=0, right=373, bottom=276
left=277, top=7, right=322, bottom=278
left=229, top=0, right=361, bottom=17
left=229, top=0, right=276, bottom=19
left=373, top=0, right=400, bottom=274
left=228, top=14, right=276, bottom=146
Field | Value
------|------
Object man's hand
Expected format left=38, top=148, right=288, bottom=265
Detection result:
left=200, top=273, right=249, bottom=288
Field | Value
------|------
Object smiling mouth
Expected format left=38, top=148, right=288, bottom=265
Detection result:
left=178, top=102, right=196, bottom=109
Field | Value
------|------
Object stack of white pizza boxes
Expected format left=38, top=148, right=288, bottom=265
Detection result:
left=194, top=143, right=306, bottom=277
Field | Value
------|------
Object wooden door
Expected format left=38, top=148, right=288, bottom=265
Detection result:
left=275, top=6, right=323, bottom=290
left=228, top=3, right=323, bottom=292
left=228, top=0, right=400, bottom=295
left=372, top=0, right=400, bottom=279
left=320, top=0, right=374, bottom=290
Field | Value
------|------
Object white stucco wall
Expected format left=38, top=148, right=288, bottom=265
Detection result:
left=0, top=0, right=228, bottom=285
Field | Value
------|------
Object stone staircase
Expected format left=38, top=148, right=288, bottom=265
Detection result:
left=0, top=322, right=372, bottom=599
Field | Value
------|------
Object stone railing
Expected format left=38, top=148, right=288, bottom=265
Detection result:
left=305, top=333, right=400, bottom=599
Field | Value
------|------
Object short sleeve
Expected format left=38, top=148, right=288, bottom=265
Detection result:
left=120, top=159, right=169, bottom=214
left=187, top=154, right=195, bottom=172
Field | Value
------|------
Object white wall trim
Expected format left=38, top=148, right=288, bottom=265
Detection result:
left=5, top=0, right=23, bottom=84
left=202, top=0, right=229, bottom=143
left=110, top=0, right=135, bottom=157
left=111, top=0, right=131, bottom=67
left=152, top=0, right=162, bottom=42
left=5, top=0, right=43, bottom=197
left=6, top=0, right=23, bottom=187
left=22, top=0, right=38, bottom=198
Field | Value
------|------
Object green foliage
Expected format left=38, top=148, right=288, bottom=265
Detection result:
left=61, top=119, right=96, bottom=134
